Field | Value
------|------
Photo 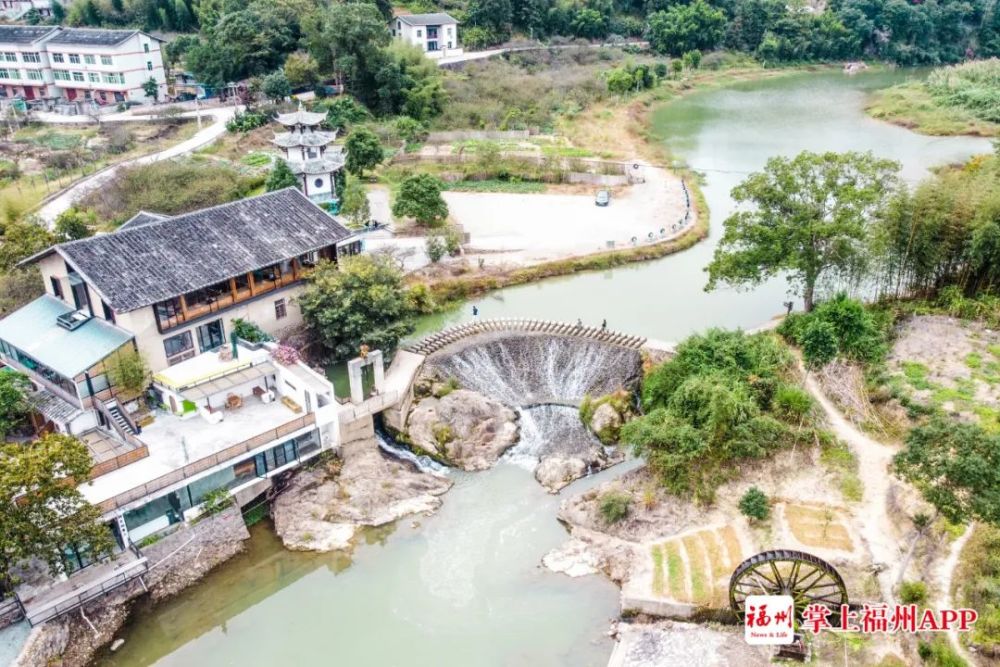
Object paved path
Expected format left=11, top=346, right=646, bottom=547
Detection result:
left=436, top=40, right=649, bottom=66
left=35, top=105, right=239, bottom=226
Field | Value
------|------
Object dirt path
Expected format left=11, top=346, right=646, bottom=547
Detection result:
left=804, top=372, right=900, bottom=604
left=936, top=525, right=976, bottom=664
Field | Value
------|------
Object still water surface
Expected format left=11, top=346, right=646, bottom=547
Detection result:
left=97, top=69, right=990, bottom=667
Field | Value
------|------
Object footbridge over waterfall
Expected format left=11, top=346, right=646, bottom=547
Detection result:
left=405, top=318, right=649, bottom=357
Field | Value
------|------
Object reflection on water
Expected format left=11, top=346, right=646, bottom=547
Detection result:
left=97, top=465, right=624, bottom=667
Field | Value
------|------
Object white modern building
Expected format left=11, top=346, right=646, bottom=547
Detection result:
left=391, top=13, right=460, bottom=58
left=0, top=25, right=166, bottom=106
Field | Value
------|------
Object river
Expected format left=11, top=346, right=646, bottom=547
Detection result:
left=94, top=69, right=990, bottom=667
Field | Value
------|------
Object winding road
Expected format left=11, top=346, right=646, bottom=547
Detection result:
left=34, top=105, right=238, bottom=226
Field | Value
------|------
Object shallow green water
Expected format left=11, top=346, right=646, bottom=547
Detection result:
left=410, top=69, right=991, bottom=344
left=94, top=69, right=991, bottom=667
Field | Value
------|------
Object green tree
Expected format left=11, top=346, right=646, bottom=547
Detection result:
left=739, top=486, right=770, bottom=521
left=266, top=159, right=300, bottom=192
left=54, top=208, right=94, bottom=242
left=283, top=52, right=320, bottom=89
left=304, top=2, right=389, bottom=105
left=298, top=254, right=416, bottom=361
left=425, top=235, right=446, bottom=263
left=0, top=433, right=114, bottom=592
left=705, top=151, right=899, bottom=312
left=261, top=70, right=291, bottom=102
left=395, top=117, right=427, bottom=144
left=605, top=67, right=635, bottom=95
left=895, top=416, right=1000, bottom=525
left=598, top=491, right=631, bottom=523
left=799, top=318, right=839, bottom=368
left=344, top=127, right=383, bottom=178
left=142, top=77, right=159, bottom=101
left=0, top=221, right=55, bottom=272
left=648, top=0, right=726, bottom=56
left=339, top=176, right=371, bottom=229
left=0, top=371, right=32, bottom=440
left=392, top=174, right=448, bottom=227
left=321, top=96, right=370, bottom=131
left=0, top=268, right=43, bottom=317
left=105, top=347, right=151, bottom=398
left=467, top=0, right=514, bottom=41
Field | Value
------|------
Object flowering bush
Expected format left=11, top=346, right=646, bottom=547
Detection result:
left=271, top=344, right=300, bottom=366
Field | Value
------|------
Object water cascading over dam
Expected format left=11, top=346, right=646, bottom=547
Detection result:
left=424, top=334, right=644, bottom=466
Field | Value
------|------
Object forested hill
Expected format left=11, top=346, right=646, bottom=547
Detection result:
left=41, top=0, right=1000, bottom=67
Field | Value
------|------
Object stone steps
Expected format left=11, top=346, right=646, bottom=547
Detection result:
left=406, top=318, right=648, bottom=357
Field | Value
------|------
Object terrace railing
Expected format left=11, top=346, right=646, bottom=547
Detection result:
left=95, top=413, right=316, bottom=514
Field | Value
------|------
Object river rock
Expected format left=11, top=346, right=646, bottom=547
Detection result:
left=407, top=389, right=519, bottom=471
left=273, top=444, right=452, bottom=553
left=535, top=456, right=589, bottom=492
left=590, top=402, right=623, bottom=443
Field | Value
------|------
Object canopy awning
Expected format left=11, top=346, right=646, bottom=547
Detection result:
left=178, top=362, right=276, bottom=402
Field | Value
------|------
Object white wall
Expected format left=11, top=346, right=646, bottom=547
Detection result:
left=392, top=20, right=459, bottom=53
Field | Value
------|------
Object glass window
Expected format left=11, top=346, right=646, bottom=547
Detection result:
left=155, top=297, right=183, bottom=329
left=144, top=43, right=150, bottom=53
left=147, top=61, right=153, bottom=71
left=52, top=70, right=70, bottom=81
left=163, top=330, right=194, bottom=361
left=27, top=70, right=42, bottom=81
left=72, top=71, right=84, bottom=82
left=51, top=53, right=64, bottom=63
left=50, top=277, right=63, bottom=299
left=84, top=54, right=96, bottom=65
left=22, top=52, right=40, bottom=63
left=196, top=319, right=225, bottom=352
left=101, top=300, right=114, bottom=322
left=88, top=72, right=99, bottom=83
left=68, top=53, right=80, bottom=64
left=313, top=177, right=323, bottom=188
left=416, top=29, right=422, bottom=37
left=0, top=69, right=19, bottom=80
left=2, top=53, right=15, bottom=62
left=100, top=55, right=112, bottom=66
left=275, top=298, right=287, bottom=320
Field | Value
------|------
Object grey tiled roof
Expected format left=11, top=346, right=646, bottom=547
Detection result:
left=118, top=211, right=169, bottom=230
left=53, top=188, right=354, bottom=313
left=27, top=389, right=82, bottom=425
left=0, top=25, right=58, bottom=44
left=46, top=28, right=145, bottom=47
left=396, top=13, right=458, bottom=25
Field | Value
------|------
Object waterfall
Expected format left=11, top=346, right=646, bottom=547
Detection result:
left=375, top=428, right=449, bottom=476
left=427, top=334, right=642, bottom=471
left=504, top=405, right=607, bottom=469
left=427, top=335, right=642, bottom=406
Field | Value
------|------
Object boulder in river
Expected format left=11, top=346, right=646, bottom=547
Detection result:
left=407, top=389, right=520, bottom=471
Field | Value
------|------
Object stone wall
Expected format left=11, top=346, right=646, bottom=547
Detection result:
left=13, top=505, right=250, bottom=667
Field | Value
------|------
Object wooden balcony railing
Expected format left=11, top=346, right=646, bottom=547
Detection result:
left=94, top=413, right=316, bottom=514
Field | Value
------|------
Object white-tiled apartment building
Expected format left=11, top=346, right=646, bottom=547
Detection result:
left=0, top=25, right=166, bottom=105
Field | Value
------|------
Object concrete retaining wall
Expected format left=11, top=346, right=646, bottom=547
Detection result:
left=426, top=129, right=530, bottom=142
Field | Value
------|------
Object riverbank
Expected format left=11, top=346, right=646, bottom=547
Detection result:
left=409, top=62, right=849, bottom=310
left=866, top=82, right=1000, bottom=138
left=14, top=506, right=250, bottom=667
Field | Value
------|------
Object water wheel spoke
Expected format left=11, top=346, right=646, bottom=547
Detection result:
left=729, top=550, right=848, bottom=622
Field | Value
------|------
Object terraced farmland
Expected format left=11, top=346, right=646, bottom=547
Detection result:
left=649, top=525, right=747, bottom=607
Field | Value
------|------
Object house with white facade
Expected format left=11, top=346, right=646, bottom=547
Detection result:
left=391, top=13, right=461, bottom=58
left=0, top=0, right=60, bottom=20
left=0, top=25, right=166, bottom=106
left=0, top=188, right=370, bottom=624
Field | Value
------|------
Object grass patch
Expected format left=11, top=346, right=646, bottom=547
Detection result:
left=651, top=544, right=665, bottom=596
left=901, top=361, right=933, bottom=390
left=681, top=534, right=711, bottom=605
left=663, top=540, right=686, bottom=600
left=445, top=179, right=546, bottom=193
left=965, top=352, right=983, bottom=369
left=866, top=81, right=999, bottom=138
left=819, top=436, right=864, bottom=502
left=784, top=504, right=854, bottom=552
